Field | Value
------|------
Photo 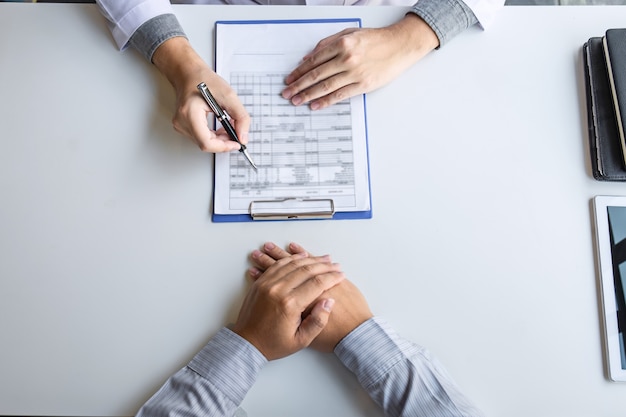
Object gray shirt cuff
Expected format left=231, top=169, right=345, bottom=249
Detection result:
left=128, top=13, right=187, bottom=62
left=410, top=0, right=478, bottom=48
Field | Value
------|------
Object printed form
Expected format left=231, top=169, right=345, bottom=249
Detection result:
left=213, top=20, right=371, bottom=218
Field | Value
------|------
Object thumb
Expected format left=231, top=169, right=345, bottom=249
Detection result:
left=297, top=298, right=335, bottom=346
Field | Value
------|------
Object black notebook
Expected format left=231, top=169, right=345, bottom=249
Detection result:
left=583, top=36, right=626, bottom=181
left=604, top=29, right=626, bottom=162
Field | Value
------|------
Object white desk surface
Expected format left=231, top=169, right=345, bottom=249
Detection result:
left=1, top=3, right=626, bottom=416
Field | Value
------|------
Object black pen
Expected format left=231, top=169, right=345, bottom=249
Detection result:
left=197, top=82, right=257, bottom=170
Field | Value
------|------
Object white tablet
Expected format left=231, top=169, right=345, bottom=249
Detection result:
left=593, top=196, right=626, bottom=382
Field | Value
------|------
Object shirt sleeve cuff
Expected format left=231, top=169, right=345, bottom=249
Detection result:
left=410, top=0, right=478, bottom=48
left=99, top=0, right=175, bottom=51
left=128, top=14, right=187, bottom=62
left=188, top=327, right=267, bottom=406
left=334, top=317, right=422, bottom=389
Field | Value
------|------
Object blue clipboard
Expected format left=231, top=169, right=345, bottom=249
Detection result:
left=211, top=18, right=372, bottom=222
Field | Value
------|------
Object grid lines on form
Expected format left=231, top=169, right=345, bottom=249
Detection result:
left=227, top=72, right=356, bottom=210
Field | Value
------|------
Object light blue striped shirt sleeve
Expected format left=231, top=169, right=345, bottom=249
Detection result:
left=136, top=327, right=267, bottom=417
left=335, top=317, right=484, bottom=417
left=136, top=319, right=482, bottom=417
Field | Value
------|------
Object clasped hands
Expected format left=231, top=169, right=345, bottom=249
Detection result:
left=232, top=242, right=373, bottom=361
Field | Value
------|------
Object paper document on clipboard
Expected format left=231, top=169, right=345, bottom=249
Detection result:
left=212, top=19, right=371, bottom=222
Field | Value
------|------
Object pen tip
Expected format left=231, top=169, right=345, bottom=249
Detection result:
left=241, top=148, right=258, bottom=171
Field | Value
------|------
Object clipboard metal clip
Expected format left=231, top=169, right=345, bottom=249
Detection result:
left=249, top=198, right=335, bottom=220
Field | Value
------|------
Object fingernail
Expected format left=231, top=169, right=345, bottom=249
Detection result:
left=310, top=101, right=320, bottom=111
left=248, top=268, right=260, bottom=277
left=240, top=132, right=249, bottom=144
left=289, top=242, right=302, bottom=252
left=251, top=250, right=262, bottom=259
left=291, top=96, right=303, bottom=106
left=322, top=298, right=335, bottom=312
left=282, top=89, right=292, bottom=99
left=264, top=242, right=275, bottom=250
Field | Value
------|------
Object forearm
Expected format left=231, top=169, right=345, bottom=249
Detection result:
left=151, top=36, right=208, bottom=94
left=382, top=0, right=479, bottom=67
left=387, top=13, right=440, bottom=61
left=335, top=318, right=483, bottom=417
left=136, top=328, right=266, bottom=417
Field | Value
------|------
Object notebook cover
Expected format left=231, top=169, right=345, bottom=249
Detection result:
left=605, top=30, right=626, bottom=158
left=584, top=37, right=626, bottom=181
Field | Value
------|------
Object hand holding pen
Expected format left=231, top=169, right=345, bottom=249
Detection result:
left=151, top=38, right=249, bottom=153
left=197, top=82, right=258, bottom=170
